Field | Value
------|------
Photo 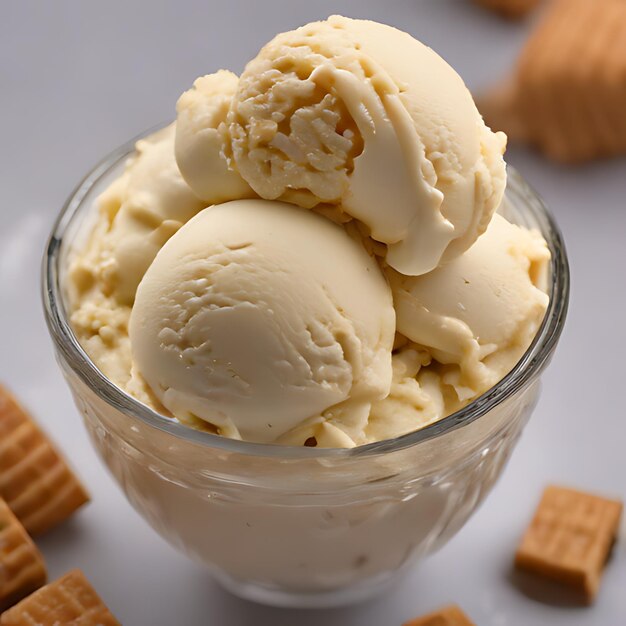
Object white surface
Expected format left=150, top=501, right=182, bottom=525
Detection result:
left=1, top=1, right=625, bottom=624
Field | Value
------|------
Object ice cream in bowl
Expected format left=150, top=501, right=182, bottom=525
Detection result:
left=42, top=16, right=569, bottom=607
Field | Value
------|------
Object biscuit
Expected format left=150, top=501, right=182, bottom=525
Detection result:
left=404, top=604, right=476, bottom=626
left=0, top=385, right=89, bottom=536
left=0, top=569, right=120, bottom=625
left=474, top=0, right=542, bottom=19
left=0, top=498, right=47, bottom=611
left=515, top=485, right=622, bottom=602
left=478, top=0, right=626, bottom=162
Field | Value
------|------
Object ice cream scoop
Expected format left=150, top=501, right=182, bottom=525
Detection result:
left=66, top=126, right=207, bottom=398
left=92, top=124, right=207, bottom=304
left=388, top=213, right=550, bottom=401
left=175, top=71, right=254, bottom=203
left=68, top=16, right=554, bottom=452
left=213, top=15, right=506, bottom=276
left=129, top=199, right=395, bottom=443
left=366, top=347, right=445, bottom=443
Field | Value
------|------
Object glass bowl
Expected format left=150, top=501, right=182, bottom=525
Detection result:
left=42, top=127, right=569, bottom=608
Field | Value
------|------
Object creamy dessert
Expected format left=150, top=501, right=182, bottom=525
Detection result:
left=49, top=15, right=567, bottom=607
left=130, top=199, right=395, bottom=445
left=68, top=15, right=549, bottom=448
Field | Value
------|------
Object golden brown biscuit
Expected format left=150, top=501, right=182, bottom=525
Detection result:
left=0, top=385, right=89, bottom=536
left=478, top=0, right=626, bottom=162
left=515, top=485, right=622, bottom=602
left=474, top=0, right=542, bottom=19
left=0, top=569, right=120, bottom=625
left=404, top=604, right=476, bottom=626
left=0, top=498, right=47, bottom=612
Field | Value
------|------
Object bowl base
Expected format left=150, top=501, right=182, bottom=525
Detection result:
left=212, top=566, right=410, bottom=609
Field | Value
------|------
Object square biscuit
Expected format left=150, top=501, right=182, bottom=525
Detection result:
left=0, top=385, right=89, bottom=536
left=0, top=569, right=120, bottom=626
left=404, top=604, right=476, bottom=626
left=0, top=498, right=47, bottom=611
left=478, top=0, right=626, bottom=162
left=515, top=485, right=622, bottom=602
left=474, top=0, right=542, bottom=19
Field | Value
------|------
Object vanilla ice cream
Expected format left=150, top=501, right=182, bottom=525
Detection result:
left=72, top=124, right=207, bottom=306
left=175, top=71, right=254, bottom=203
left=183, top=15, right=507, bottom=276
left=365, top=347, right=445, bottom=442
left=68, top=124, right=207, bottom=391
left=388, top=213, right=550, bottom=406
left=57, top=15, right=563, bottom=610
left=68, top=16, right=551, bottom=451
left=129, top=199, right=395, bottom=443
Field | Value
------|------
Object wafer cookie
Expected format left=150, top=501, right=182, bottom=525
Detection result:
left=478, top=0, right=626, bottom=162
left=404, top=604, right=476, bottom=626
left=515, top=485, right=622, bottom=602
left=0, top=385, right=89, bottom=536
left=0, top=569, right=120, bottom=625
left=474, top=0, right=542, bottom=19
left=0, top=498, right=46, bottom=612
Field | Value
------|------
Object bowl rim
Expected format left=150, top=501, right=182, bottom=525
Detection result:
left=42, top=124, right=570, bottom=460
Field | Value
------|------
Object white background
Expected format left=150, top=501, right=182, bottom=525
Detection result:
left=1, top=1, right=625, bottom=624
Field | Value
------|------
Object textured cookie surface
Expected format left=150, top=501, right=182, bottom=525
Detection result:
left=515, top=485, right=622, bottom=602
left=0, top=569, right=120, bottom=626
left=0, top=385, right=89, bottom=536
left=479, top=0, right=626, bottom=162
left=0, top=498, right=47, bottom=612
